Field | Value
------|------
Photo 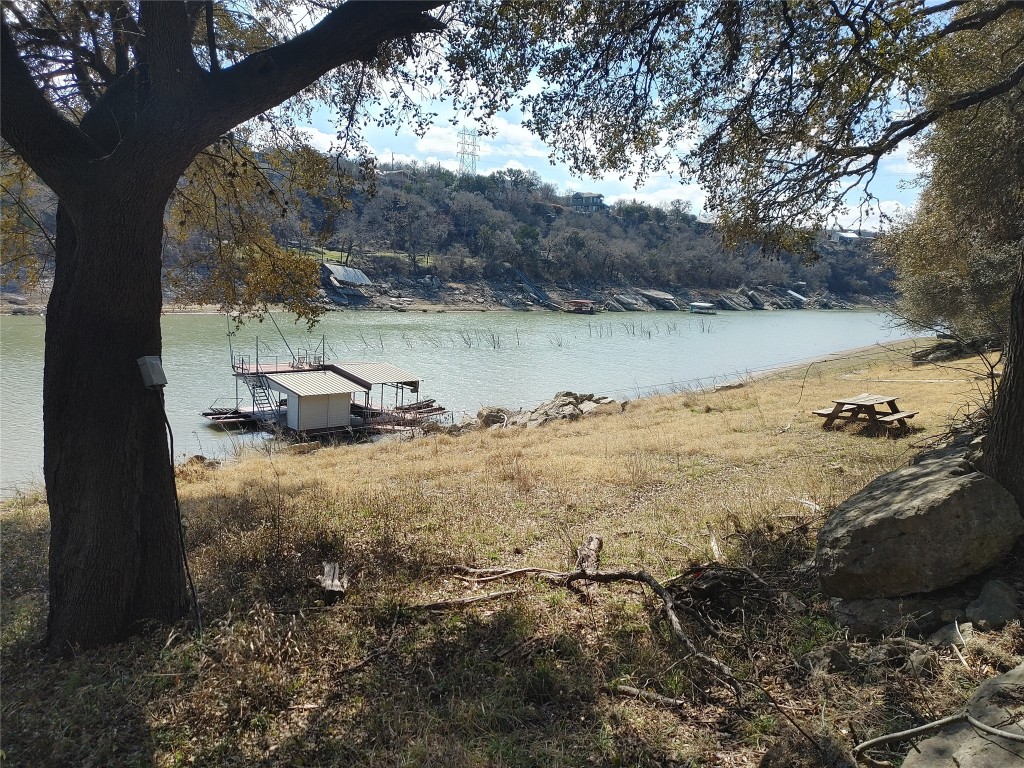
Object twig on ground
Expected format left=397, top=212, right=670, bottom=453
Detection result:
left=853, top=710, right=1024, bottom=758
left=450, top=566, right=566, bottom=584
left=336, top=613, right=401, bottom=676
left=410, top=590, right=519, bottom=611
left=606, top=684, right=688, bottom=708
left=952, top=643, right=972, bottom=671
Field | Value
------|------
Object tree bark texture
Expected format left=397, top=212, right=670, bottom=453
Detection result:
left=982, top=253, right=1024, bottom=509
left=44, top=185, right=188, bottom=650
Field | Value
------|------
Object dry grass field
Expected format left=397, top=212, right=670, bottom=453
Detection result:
left=2, top=339, right=1021, bottom=767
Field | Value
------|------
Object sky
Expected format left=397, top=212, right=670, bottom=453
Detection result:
left=300, top=100, right=922, bottom=232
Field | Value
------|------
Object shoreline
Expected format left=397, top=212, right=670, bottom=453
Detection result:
left=2, top=277, right=889, bottom=317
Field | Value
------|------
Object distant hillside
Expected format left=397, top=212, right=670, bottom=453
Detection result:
left=258, top=163, right=893, bottom=299
left=4, top=156, right=892, bottom=302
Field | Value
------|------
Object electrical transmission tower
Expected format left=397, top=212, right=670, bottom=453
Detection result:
left=457, top=127, right=479, bottom=175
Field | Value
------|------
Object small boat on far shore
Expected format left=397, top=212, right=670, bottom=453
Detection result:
left=563, top=299, right=601, bottom=314
left=688, top=302, right=718, bottom=315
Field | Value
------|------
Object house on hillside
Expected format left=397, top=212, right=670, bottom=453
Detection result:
left=381, top=168, right=414, bottom=185
left=321, top=262, right=372, bottom=306
left=568, top=192, right=607, bottom=213
left=828, top=229, right=877, bottom=243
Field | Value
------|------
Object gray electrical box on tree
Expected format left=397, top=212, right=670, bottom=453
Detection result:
left=137, top=356, right=167, bottom=389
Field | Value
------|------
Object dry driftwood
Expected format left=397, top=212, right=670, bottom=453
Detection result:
left=606, top=683, right=688, bottom=708
left=575, top=534, right=603, bottom=573
left=447, top=542, right=744, bottom=699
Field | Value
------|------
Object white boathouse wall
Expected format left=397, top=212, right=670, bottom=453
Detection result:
left=287, top=393, right=351, bottom=431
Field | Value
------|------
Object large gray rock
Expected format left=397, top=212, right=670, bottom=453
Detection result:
left=901, top=663, right=1024, bottom=767
left=966, top=580, right=1021, bottom=630
left=817, top=460, right=1023, bottom=599
left=476, top=406, right=514, bottom=427
left=831, top=594, right=967, bottom=637
left=490, top=392, right=619, bottom=430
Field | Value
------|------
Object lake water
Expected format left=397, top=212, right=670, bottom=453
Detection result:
left=0, top=308, right=912, bottom=495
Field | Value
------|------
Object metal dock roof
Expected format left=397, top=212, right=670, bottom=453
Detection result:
left=321, top=263, right=372, bottom=286
left=330, top=361, right=421, bottom=387
left=263, top=370, right=369, bottom=397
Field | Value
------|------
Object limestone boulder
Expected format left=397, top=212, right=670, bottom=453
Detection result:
left=830, top=594, right=967, bottom=637
left=477, top=406, right=514, bottom=427
left=966, top=580, right=1021, bottom=630
left=817, top=459, right=1023, bottom=599
left=485, top=392, right=620, bottom=430
left=901, top=663, right=1024, bottom=767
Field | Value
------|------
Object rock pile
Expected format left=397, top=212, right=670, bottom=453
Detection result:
left=476, top=391, right=621, bottom=430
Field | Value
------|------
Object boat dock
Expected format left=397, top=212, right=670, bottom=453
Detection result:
left=688, top=302, right=718, bottom=315
left=203, top=343, right=450, bottom=438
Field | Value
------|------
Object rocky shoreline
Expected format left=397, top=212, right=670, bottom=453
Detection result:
left=1, top=275, right=888, bottom=316
left=319, top=273, right=877, bottom=313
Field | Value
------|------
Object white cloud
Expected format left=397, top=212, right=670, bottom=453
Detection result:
left=481, top=116, right=551, bottom=160
left=835, top=198, right=914, bottom=231
left=412, top=123, right=462, bottom=156
left=297, top=125, right=338, bottom=153
left=606, top=183, right=706, bottom=212
left=878, top=141, right=925, bottom=178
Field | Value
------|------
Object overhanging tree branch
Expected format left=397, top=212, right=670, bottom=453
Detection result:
left=0, top=20, right=99, bottom=201
left=938, top=1, right=1024, bottom=37
left=206, top=0, right=446, bottom=135
left=841, top=57, right=1024, bottom=158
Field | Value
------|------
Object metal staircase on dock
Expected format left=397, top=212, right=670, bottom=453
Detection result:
left=242, top=374, right=279, bottom=428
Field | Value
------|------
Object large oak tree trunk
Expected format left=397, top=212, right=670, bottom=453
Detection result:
left=982, top=255, right=1024, bottom=508
left=0, top=1, right=448, bottom=652
left=44, top=184, right=188, bottom=651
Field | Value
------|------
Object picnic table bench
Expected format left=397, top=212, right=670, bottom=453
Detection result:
left=814, top=393, right=918, bottom=430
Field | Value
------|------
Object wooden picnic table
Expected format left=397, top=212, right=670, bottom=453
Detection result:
left=813, top=393, right=918, bottom=430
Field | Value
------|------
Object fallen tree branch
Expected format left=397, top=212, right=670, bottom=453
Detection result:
left=565, top=568, right=743, bottom=700
left=853, top=710, right=1024, bottom=757
left=410, top=590, right=519, bottom=611
left=450, top=566, right=567, bottom=584
left=448, top=561, right=746, bottom=699
left=606, top=683, right=688, bottom=708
